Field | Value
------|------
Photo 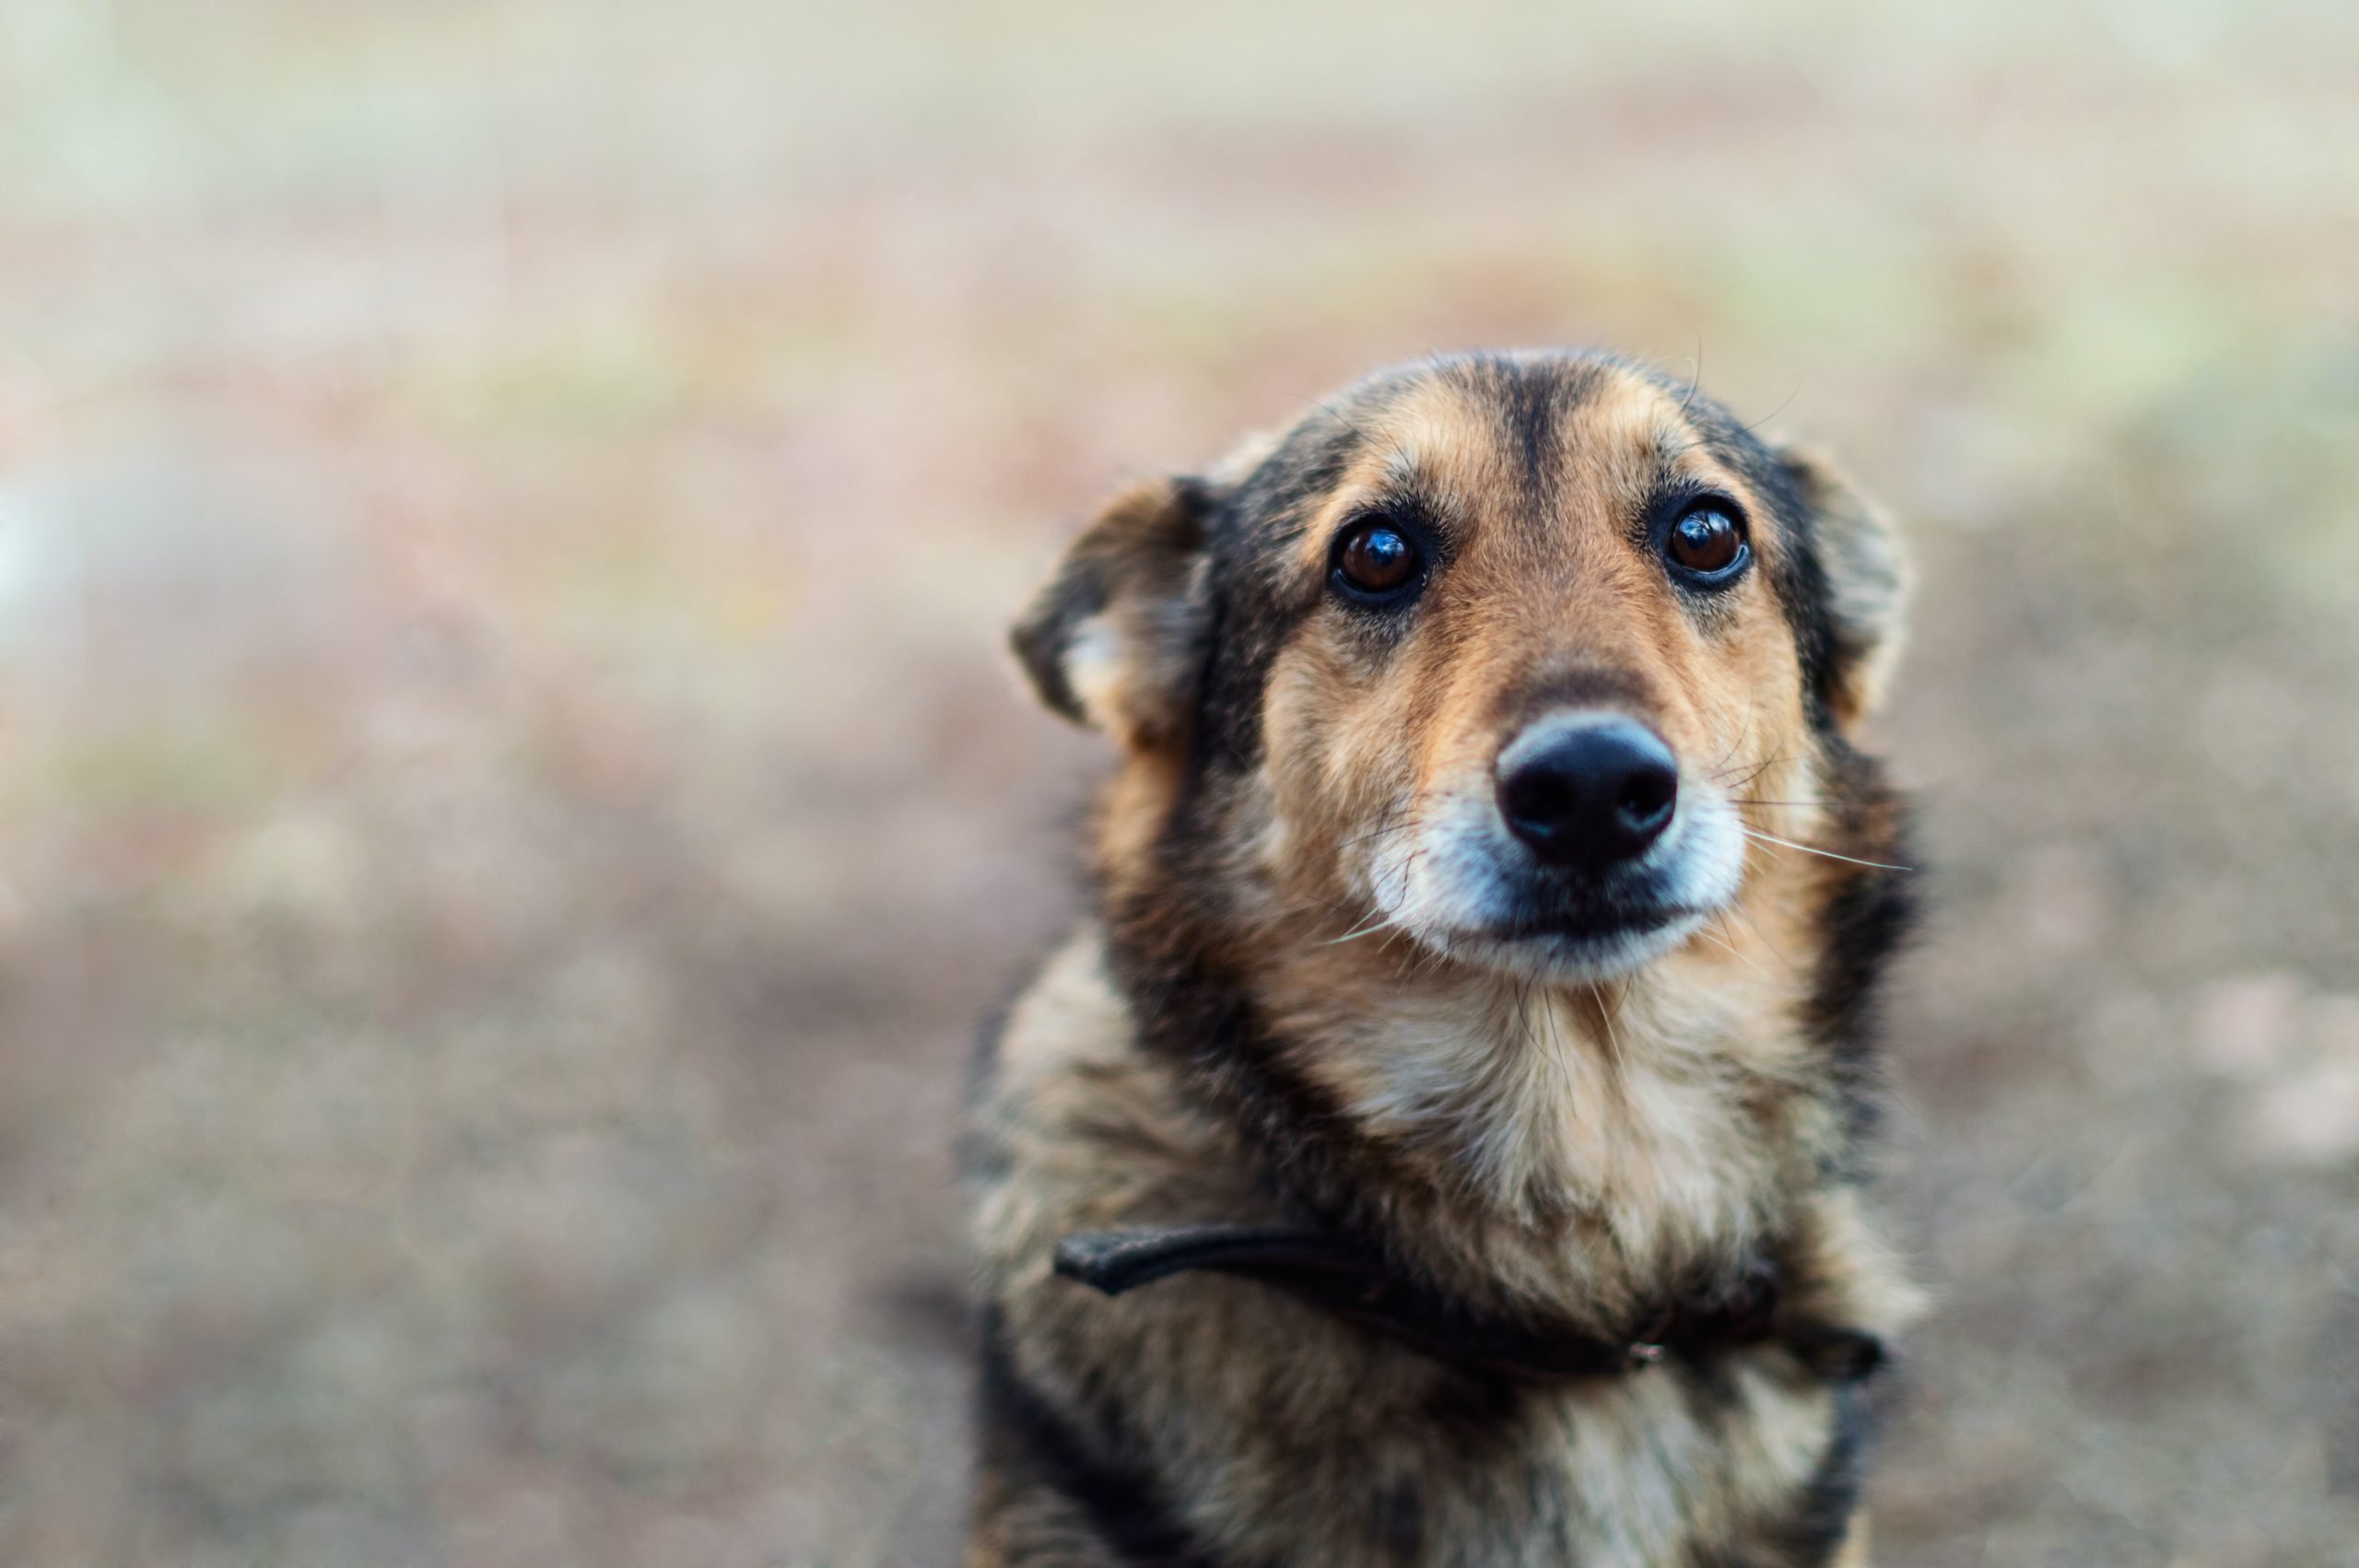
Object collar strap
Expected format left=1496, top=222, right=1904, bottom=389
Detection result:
left=1053, top=1224, right=1882, bottom=1385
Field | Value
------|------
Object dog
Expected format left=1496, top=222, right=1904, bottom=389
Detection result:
left=965, top=350, right=1922, bottom=1567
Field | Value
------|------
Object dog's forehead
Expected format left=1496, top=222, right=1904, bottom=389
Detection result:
left=1227, top=354, right=1753, bottom=562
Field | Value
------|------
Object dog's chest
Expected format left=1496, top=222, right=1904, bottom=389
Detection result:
left=1192, top=1325, right=1849, bottom=1568
left=1307, top=977, right=1812, bottom=1277
left=973, top=942, right=1866, bottom=1568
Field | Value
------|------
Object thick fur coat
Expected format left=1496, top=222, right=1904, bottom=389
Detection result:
left=966, top=351, right=1923, bottom=1567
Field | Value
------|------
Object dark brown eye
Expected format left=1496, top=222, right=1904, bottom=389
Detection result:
left=1332, top=516, right=1422, bottom=600
left=1666, top=503, right=1746, bottom=579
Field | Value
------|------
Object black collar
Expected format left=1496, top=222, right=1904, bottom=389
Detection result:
left=1054, top=1224, right=1883, bottom=1385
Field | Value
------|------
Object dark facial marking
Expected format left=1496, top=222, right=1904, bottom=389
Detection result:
left=1502, top=363, right=1565, bottom=512
left=1433, top=354, right=1613, bottom=524
left=1183, top=413, right=1366, bottom=771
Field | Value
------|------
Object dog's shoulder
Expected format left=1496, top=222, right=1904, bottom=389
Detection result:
left=967, top=924, right=1279, bottom=1299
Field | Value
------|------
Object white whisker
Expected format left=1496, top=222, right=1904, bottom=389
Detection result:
left=1690, top=921, right=1769, bottom=977
left=1741, top=827, right=1911, bottom=872
left=1725, top=903, right=1799, bottom=973
left=1323, top=907, right=1397, bottom=945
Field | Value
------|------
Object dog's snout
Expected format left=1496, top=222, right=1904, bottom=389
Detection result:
left=1495, top=716, right=1679, bottom=868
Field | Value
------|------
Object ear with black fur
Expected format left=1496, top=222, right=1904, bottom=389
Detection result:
left=1010, top=475, right=1213, bottom=751
left=1780, top=448, right=1910, bottom=730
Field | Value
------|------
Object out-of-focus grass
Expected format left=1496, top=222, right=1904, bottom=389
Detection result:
left=2, top=2, right=2356, bottom=1563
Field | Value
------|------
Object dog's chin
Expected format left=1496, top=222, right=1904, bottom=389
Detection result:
left=1371, top=813, right=1748, bottom=984
left=1418, top=905, right=1711, bottom=984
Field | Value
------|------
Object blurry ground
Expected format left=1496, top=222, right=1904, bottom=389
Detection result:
left=3, top=1, right=2357, bottom=1563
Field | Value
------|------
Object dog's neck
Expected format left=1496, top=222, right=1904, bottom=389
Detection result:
left=1106, top=913, right=1814, bottom=1328
left=1098, top=745, right=1908, bottom=1332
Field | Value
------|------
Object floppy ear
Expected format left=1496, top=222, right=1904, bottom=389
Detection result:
left=1010, top=474, right=1214, bottom=751
left=1779, top=448, right=1910, bottom=730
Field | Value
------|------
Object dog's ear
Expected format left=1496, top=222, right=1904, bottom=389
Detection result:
left=1779, top=448, right=1910, bottom=730
left=1010, top=474, right=1214, bottom=750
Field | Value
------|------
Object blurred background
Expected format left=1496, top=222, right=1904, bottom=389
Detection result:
left=3, top=1, right=2356, bottom=1563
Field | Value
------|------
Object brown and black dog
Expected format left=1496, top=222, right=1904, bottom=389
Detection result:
left=966, top=350, right=1923, bottom=1566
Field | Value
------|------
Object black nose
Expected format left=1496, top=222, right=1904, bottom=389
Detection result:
left=1495, top=716, right=1680, bottom=868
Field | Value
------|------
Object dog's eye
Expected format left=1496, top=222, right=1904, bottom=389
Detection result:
left=1665, top=501, right=1748, bottom=580
left=1332, top=515, right=1423, bottom=602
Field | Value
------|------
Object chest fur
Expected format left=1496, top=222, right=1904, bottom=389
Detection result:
left=969, top=931, right=1879, bottom=1566
left=1269, top=954, right=1832, bottom=1309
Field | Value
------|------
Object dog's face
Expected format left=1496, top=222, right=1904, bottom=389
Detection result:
left=1015, top=352, right=1905, bottom=983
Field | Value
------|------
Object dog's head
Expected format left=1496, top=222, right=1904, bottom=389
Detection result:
left=1014, top=351, right=1906, bottom=983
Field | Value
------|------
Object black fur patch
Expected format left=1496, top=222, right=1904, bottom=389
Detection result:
left=1441, top=353, right=1601, bottom=517
left=1676, top=1384, right=1867, bottom=1568
left=1372, top=1479, right=1426, bottom=1562
left=1802, top=743, right=1919, bottom=1163
left=1770, top=1382, right=1872, bottom=1566
left=976, top=1312, right=1235, bottom=1567
left=1102, top=880, right=1379, bottom=1233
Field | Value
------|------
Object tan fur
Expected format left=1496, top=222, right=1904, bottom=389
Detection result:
left=971, top=354, right=1921, bottom=1566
